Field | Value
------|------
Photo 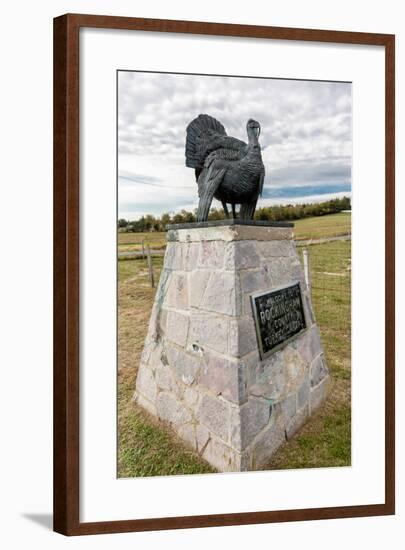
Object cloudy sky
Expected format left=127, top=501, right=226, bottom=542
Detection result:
left=118, top=71, right=351, bottom=220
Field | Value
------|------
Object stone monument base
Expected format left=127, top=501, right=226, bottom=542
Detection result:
left=134, top=221, right=330, bottom=472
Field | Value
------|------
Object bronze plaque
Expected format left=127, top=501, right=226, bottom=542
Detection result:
left=251, top=282, right=306, bottom=359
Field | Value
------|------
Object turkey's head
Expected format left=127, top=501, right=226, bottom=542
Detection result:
left=247, top=119, right=261, bottom=144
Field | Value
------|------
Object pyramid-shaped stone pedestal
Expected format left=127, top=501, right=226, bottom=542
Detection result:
left=135, top=221, right=329, bottom=472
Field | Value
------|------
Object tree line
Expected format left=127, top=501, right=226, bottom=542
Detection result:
left=118, top=196, right=351, bottom=232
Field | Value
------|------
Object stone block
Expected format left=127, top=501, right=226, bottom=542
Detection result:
left=202, top=436, right=242, bottom=472
left=134, top=392, right=157, bottom=416
left=143, top=340, right=165, bottom=373
left=240, top=268, right=271, bottom=294
left=256, top=240, right=294, bottom=258
left=197, top=241, right=225, bottom=269
left=242, top=292, right=254, bottom=316
left=140, top=336, right=157, bottom=366
left=198, top=394, right=230, bottom=442
left=264, top=258, right=303, bottom=287
left=310, top=375, right=330, bottom=413
left=237, top=450, right=253, bottom=471
left=178, top=423, right=197, bottom=449
left=251, top=406, right=287, bottom=469
left=229, top=317, right=258, bottom=357
left=184, top=387, right=200, bottom=410
left=248, top=345, right=308, bottom=403
left=283, top=347, right=308, bottom=396
left=196, top=424, right=210, bottom=453
left=310, top=354, right=329, bottom=387
left=200, top=271, right=238, bottom=316
left=168, top=224, right=293, bottom=244
left=165, top=310, right=189, bottom=347
left=188, top=313, right=228, bottom=354
left=142, top=303, right=166, bottom=345
left=285, top=405, right=309, bottom=440
left=231, top=397, right=271, bottom=450
left=281, top=393, right=297, bottom=421
left=189, top=270, right=211, bottom=308
left=297, top=376, right=310, bottom=409
left=166, top=228, right=180, bottom=242
left=136, top=366, right=157, bottom=403
left=164, top=344, right=201, bottom=386
left=248, top=351, right=285, bottom=401
left=164, top=242, right=184, bottom=270
left=154, top=268, right=171, bottom=306
left=230, top=225, right=292, bottom=242
left=157, top=392, right=192, bottom=426
left=296, top=325, right=322, bottom=365
left=166, top=273, right=188, bottom=309
left=182, top=242, right=200, bottom=271
left=224, top=240, right=260, bottom=270
left=198, top=350, right=247, bottom=404
left=155, top=363, right=172, bottom=392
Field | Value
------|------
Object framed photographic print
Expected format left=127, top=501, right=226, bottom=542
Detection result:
left=53, top=14, right=395, bottom=535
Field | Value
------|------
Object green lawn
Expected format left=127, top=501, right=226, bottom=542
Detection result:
left=118, top=217, right=351, bottom=476
left=293, top=212, right=351, bottom=240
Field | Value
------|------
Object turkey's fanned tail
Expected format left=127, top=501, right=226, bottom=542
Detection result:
left=185, top=114, right=226, bottom=169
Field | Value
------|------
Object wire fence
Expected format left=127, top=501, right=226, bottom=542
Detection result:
left=297, top=239, right=351, bottom=335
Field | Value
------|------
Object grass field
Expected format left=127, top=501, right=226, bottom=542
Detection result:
left=118, top=232, right=166, bottom=253
left=293, top=211, right=351, bottom=241
left=118, top=212, right=351, bottom=253
left=118, top=214, right=351, bottom=476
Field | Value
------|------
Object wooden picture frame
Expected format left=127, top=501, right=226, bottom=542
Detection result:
left=53, top=13, right=395, bottom=536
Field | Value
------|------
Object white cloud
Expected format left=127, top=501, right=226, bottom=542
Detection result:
left=118, top=71, right=351, bottom=219
left=259, top=191, right=352, bottom=207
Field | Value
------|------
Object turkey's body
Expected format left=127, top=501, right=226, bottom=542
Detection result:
left=214, top=151, right=263, bottom=204
left=185, top=114, right=265, bottom=221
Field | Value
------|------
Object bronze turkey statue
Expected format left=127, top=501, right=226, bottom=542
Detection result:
left=185, top=114, right=265, bottom=221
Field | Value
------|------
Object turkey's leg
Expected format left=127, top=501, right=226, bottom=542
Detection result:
left=231, top=203, right=237, bottom=219
left=239, top=197, right=258, bottom=220
left=222, top=201, right=230, bottom=219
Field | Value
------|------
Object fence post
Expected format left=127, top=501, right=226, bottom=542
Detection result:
left=303, top=248, right=311, bottom=293
left=141, top=240, right=145, bottom=260
left=146, top=244, right=155, bottom=288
